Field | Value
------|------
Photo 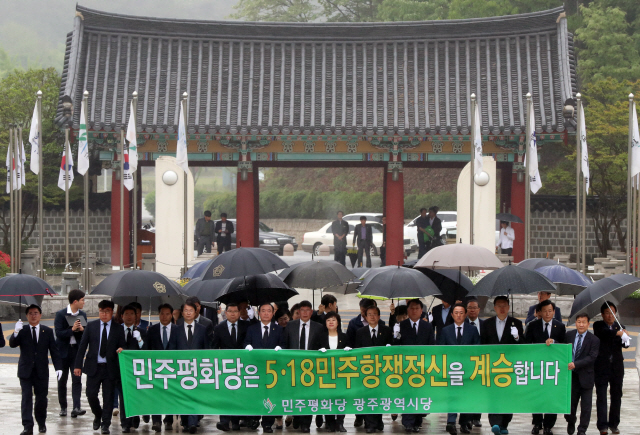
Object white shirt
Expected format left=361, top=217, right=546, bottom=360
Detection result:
left=543, top=321, right=552, bottom=338
left=16, top=323, right=40, bottom=340
left=261, top=322, right=271, bottom=338
left=441, top=306, right=451, bottom=323
left=496, top=317, right=507, bottom=341
left=123, top=323, right=144, bottom=349
left=184, top=320, right=196, bottom=339
left=497, top=226, right=515, bottom=249
left=67, top=304, right=80, bottom=345
left=328, top=335, right=339, bottom=350
left=368, top=324, right=379, bottom=339
left=467, top=318, right=481, bottom=336
left=454, top=322, right=465, bottom=335
left=160, top=323, right=172, bottom=343
left=98, top=320, right=112, bottom=364
left=410, top=319, right=421, bottom=333
left=220, top=222, right=227, bottom=237
left=299, top=320, right=311, bottom=350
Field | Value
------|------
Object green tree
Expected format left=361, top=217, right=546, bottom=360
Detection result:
left=319, top=0, right=383, bottom=22
left=231, top=0, right=319, bottom=21
left=0, top=47, right=12, bottom=79
left=377, top=0, right=449, bottom=21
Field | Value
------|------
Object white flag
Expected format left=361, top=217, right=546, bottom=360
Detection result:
left=126, top=101, right=138, bottom=173
left=123, top=147, right=134, bottom=191
left=528, top=103, right=538, bottom=177
left=579, top=104, right=590, bottom=193
left=29, top=101, right=39, bottom=174
left=473, top=104, right=483, bottom=175
left=19, top=141, right=26, bottom=188
left=175, top=102, right=189, bottom=173
left=524, top=154, right=542, bottom=194
left=5, top=145, right=16, bottom=193
left=77, top=102, right=89, bottom=176
left=57, top=141, right=74, bottom=190
left=631, top=102, right=640, bottom=188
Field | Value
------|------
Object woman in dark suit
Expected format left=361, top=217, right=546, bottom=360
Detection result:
left=310, top=312, right=350, bottom=432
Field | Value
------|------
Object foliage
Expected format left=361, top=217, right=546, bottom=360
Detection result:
left=319, top=0, right=383, bottom=22
left=0, top=250, right=11, bottom=267
left=231, top=0, right=319, bottom=21
left=144, top=191, right=156, bottom=220
left=0, top=260, right=9, bottom=278
left=377, top=0, right=449, bottom=21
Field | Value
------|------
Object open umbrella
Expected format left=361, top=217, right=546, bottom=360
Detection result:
left=182, top=260, right=213, bottom=280
left=279, top=260, right=356, bottom=305
left=183, top=277, right=233, bottom=305
left=200, top=248, right=289, bottom=280
left=496, top=213, right=523, bottom=224
left=469, top=265, right=556, bottom=297
left=535, top=265, right=592, bottom=296
left=357, top=266, right=441, bottom=300
left=350, top=267, right=371, bottom=278
left=323, top=280, right=362, bottom=295
left=517, top=258, right=561, bottom=271
left=0, top=274, right=57, bottom=319
left=215, top=274, right=298, bottom=305
left=414, top=243, right=504, bottom=271
left=421, top=268, right=473, bottom=305
left=568, top=274, right=640, bottom=324
left=92, top=270, right=186, bottom=310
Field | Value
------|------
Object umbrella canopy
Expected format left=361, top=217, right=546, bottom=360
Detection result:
left=496, top=213, right=523, bottom=224
left=568, top=274, right=640, bottom=324
left=323, top=281, right=362, bottom=295
left=279, top=260, right=357, bottom=304
left=183, top=277, right=232, bottom=305
left=200, top=248, right=289, bottom=280
left=215, top=274, right=298, bottom=305
left=92, top=270, right=185, bottom=310
left=182, top=260, right=213, bottom=279
left=404, top=260, right=472, bottom=303
left=468, top=265, right=556, bottom=298
left=357, top=266, right=441, bottom=300
left=350, top=267, right=372, bottom=279
left=0, top=274, right=57, bottom=318
left=535, top=265, right=592, bottom=296
left=414, top=243, right=504, bottom=271
left=517, top=258, right=561, bottom=271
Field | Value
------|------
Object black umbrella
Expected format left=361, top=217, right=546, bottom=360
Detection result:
left=404, top=260, right=473, bottom=306
left=279, top=260, right=357, bottom=305
left=357, top=266, right=441, bottom=300
left=535, top=265, right=592, bottom=296
left=200, top=248, right=289, bottom=280
left=350, top=267, right=371, bottom=279
left=517, top=258, right=562, bottom=271
left=183, top=277, right=233, bottom=305
left=568, top=274, right=640, bottom=325
left=215, top=274, right=298, bottom=305
left=92, top=270, right=186, bottom=310
left=0, top=274, right=57, bottom=319
left=496, top=213, right=523, bottom=224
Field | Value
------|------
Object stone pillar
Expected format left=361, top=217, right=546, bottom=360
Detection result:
left=110, top=170, right=131, bottom=267
left=236, top=161, right=258, bottom=248
left=384, top=164, right=405, bottom=266
left=141, top=253, right=156, bottom=271
left=510, top=172, right=526, bottom=262
left=61, top=272, right=81, bottom=296
left=20, top=249, right=39, bottom=276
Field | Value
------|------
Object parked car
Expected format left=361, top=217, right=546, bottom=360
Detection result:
left=302, top=220, right=412, bottom=257
left=215, top=219, right=298, bottom=255
left=342, top=213, right=383, bottom=224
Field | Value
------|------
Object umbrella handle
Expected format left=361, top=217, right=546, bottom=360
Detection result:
left=604, top=300, right=625, bottom=331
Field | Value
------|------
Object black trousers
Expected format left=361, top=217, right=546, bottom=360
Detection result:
left=418, top=238, right=428, bottom=258
left=500, top=248, right=513, bottom=256
left=532, top=413, right=557, bottom=429
left=595, top=371, right=623, bottom=430
left=86, top=364, right=115, bottom=428
left=334, top=244, right=346, bottom=266
left=20, top=372, right=49, bottom=429
left=196, top=236, right=212, bottom=256
left=58, top=345, right=82, bottom=409
left=380, top=246, right=386, bottom=266
left=119, top=386, right=140, bottom=429
left=216, top=237, right=231, bottom=254
left=325, top=415, right=345, bottom=428
left=292, top=416, right=312, bottom=429
left=488, top=413, right=513, bottom=429
left=364, top=414, right=383, bottom=430
left=152, top=415, right=174, bottom=425
left=262, top=416, right=276, bottom=429
left=564, top=377, right=593, bottom=434
left=402, top=414, right=423, bottom=428
left=181, top=415, right=198, bottom=428
left=357, top=240, right=372, bottom=268
left=220, top=415, right=239, bottom=426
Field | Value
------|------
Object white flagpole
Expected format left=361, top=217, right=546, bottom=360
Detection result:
left=182, top=92, right=189, bottom=276
left=82, top=91, right=90, bottom=290
left=37, top=91, right=44, bottom=279
left=9, top=125, right=15, bottom=272
left=525, top=93, right=532, bottom=259
left=470, top=94, right=476, bottom=245
left=576, top=93, right=582, bottom=273
left=120, top=128, right=124, bottom=271
left=131, top=92, right=138, bottom=269
left=628, top=94, right=634, bottom=274
left=17, top=127, right=23, bottom=272
left=64, top=127, right=70, bottom=268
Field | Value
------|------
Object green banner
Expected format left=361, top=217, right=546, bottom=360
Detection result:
left=119, top=344, right=571, bottom=417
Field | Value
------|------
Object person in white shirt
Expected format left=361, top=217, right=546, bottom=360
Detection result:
left=496, top=221, right=515, bottom=255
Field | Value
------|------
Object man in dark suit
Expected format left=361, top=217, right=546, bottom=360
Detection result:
left=178, top=296, right=214, bottom=346
left=354, top=305, right=393, bottom=434
left=593, top=302, right=629, bottom=435
left=281, top=300, right=324, bottom=433
left=565, top=313, right=600, bottom=435
left=10, top=304, right=63, bottom=435
left=332, top=211, right=350, bottom=266
left=195, top=210, right=215, bottom=256
left=380, top=216, right=386, bottom=266
left=426, top=206, right=442, bottom=252
left=395, top=299, right=435, bottom=432
left=352, top=216, right=373, bottom=268
left=146, top=304, right=178, bottom=433
left=213, top=303, right=248, bottom=432
left=465, top=297, right=484, bottom=428
left=525, top=292, right=562, bottom=324
left=74, top=300, right=126, bottom=435
left=346, top=299, right=386, bottom=349
left=54, top=288, right=88, bottom=418
left=439, top=304, right=480, bottom=435
left=481, top=296, right=524, bottom=435
left=118, top=305, right=147, bottom=433
left=244, top=303, right=285, bottom=432
left=200, top=303, right=219, bottom=326
left=214, top=212, right=234, bottom=254
left=525, top=300, right=567, bottom=435
left=431, top=301, right=454, bottom=340
left=130, top=302, right=150, bottom=332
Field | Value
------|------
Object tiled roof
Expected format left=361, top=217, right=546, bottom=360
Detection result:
left=57, top=5, right=576, bottom=137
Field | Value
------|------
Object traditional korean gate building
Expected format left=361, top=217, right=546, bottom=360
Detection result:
left=56, top=5, right=576, bottom=267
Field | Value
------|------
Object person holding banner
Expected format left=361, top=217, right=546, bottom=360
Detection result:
left=354, top=305, right=393, bottom=434
left=346, top=299, right=386, bottom=350
left=481, top=296, right=523, bottom=435
left=439, top=303, right=480, bottom=435
left=525, top=300, right=567, bottom=435
left=74, top=300, right=126, bottom=435
left=118, top=305, right=146, bottom=433
left=146, top=304, right=178, bottom=433
left=565, top=313, right=599, bottom=435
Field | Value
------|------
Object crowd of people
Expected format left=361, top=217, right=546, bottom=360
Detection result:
left=2, top=288, right=637, bottom=435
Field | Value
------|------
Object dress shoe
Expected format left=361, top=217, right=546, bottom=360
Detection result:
left=189, top=425, right=197, bottom=434
left=391, top=415, right=398, bottom=421
left=71, top=408, right=86, bottom=418
left=250, top=420, right=261, bottom=430
left=122, top=427, right=131, bottom=433
left=543, top=429, right=553, bottom=435
left=20, top=429, right=33, bottom=435
left=610, top=429, right=619, bottom=435
left=566, top=423, right=575, bottom=435
left=532, top=425, right=542, bottom=434
left=264, top=427, right=274, bottom=433
left=354, top=416, right=364, bottom=427
left=101, top=426, right=110, bottom=434
left=316, top=416, right=324, bottom=428
left=337, top=423, right=347, bottom=432
left=446, top=424, right=458, bottom=435
left=377, top=423, right=384, bottom=432
left=217, top=423, right=231, bottom=432
left=93, top=417, right=101, bottom=431
left=365, top=428, right=375, bottom=434
left=38, top=426, right=46, bottom=434
left=144, top=416, right=150, bottom=423
left=412, top=427, right=420, bottom=433
left=59, top=408, right=67, bottom=417
left=491, top=425, right=501, bottom=435
left=285, top=417, right=293, bottom=428
left=275, top=418, right=283, bottom=430
left=231, top=423, right=241, bottom=431
left=301, top=426, right=311, bottom=433
left=473, top=420, right=482, bottom=428
left=460, top=425, right=470, bottom=434
left=151, top=423, right=161, bottom=432
left=405, top=426, right=414, bottom=433
left=133, top=416, right=141, bottom=428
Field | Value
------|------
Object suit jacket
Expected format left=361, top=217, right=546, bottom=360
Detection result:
left=525, top=305, right=562, bottom=324
left=395, top=318, right=435, bottom=346
left=212, top=320, right=248, bottom=350
left=525, top=318, right=566, bottom=344
left=214, top=220, right=234, bottom=244
left=310, top=331, right=350, bottom=350
left=332, top=219, right=350, bottom=250
left=175, top=321, right=210, bottom=350
left=593, top=320, right=628, bottom=375
left=9, top=324, right=62, bottom=379
left=438, top=321, right=481, bottom=345
left=431, top=304, right=454, bottom=339
left=54, top=307, right=88, bottom=359
left=352, top=223, right=373, bottom=246
left=466, top=318, right=484, bottom=337
left=195, top=217, right=215, bottom=238
left=346, top=315, right=386, bottom=347
left=0, top=323, right=4, bottom=348
left=146, top=323, right=179, bottom=350
left=120, top=324, right=148, bottom=351
left=137, top=319, right=150, bottom=331
left=481, top=316, right=524, bottom=345
left=566, top=329, right=599, bottom=389
left=281, top=319, right=323, bottom=350
left=75, top=319, right=126, bottom=380
left=354, top=324, right=393, bottom=348
left=243, top=321, right=283, bottom=349
left=178, top=316, right=214, bottom=345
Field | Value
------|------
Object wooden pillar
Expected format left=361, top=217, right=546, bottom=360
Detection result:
left=111, top=171, right=131, bottom=267
left=510, top=171, right=526, bottom=262
left=384, top=167, right=405, bottom=266
left=236, top=163, right=258, bottom=248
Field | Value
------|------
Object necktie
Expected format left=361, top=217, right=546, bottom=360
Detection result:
left=300, top=323, right=306, bottom=350
left=544, top=323, right=550, bottom=338
left=32, top=326, right=37, bottom=344
left=187, top=324, right=193, bottom=346
left=371, top=328, right=377, bottom=345
left=162, top=326, right=168, bottom=349
left=126, top=327, right=132, bottom=345
left=470, top=321, right=476, bottom=329
left=99, top=323, right=108, bottom=358
left=413, top=322, right=417, bottom=335
left=456, top=326, right=462, bottom=344
left=263, top=325, right=269, bottom=344
left=574, top=334, right=583, bottom=361
left=231, top=323, right=237, bottom=345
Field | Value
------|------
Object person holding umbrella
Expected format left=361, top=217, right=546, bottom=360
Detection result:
left=525, top=300, right=567, bottom=435
left=593, top=302, right=630, bottom=435
left=496, top=221, right=515, bottom=256
left=311, top=294, right=338, bottom=326
left=332, top=211, right=349, bottom=266
left=481, top=296, right=523, bottom=435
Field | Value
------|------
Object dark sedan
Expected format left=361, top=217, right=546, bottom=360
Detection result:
left=218, top=219, right=298, bottom=256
